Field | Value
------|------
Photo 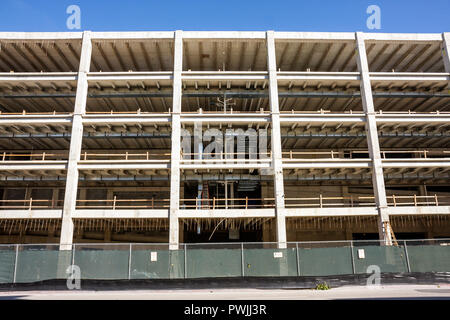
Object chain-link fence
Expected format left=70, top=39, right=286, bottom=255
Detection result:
left=0, top=239, right=449, bottom=283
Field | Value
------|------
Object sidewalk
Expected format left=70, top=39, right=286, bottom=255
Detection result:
left=1, top=284, right=450, bottom=300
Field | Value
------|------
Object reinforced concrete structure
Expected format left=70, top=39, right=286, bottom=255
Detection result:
left=0, top=31, right=449, bottom=249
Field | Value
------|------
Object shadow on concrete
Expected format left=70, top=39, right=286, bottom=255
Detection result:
left=0, top=272, right=448, bottom=292
left=0, top=295, right=27, bottom=300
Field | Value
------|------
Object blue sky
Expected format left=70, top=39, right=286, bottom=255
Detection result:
left=0, top=0, right=448, bottom=32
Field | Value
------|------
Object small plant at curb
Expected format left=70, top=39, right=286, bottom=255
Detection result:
left=315, top=282, right=330, bottom=290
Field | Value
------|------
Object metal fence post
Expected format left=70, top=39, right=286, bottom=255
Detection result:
left=184, top=244, right=187, bottom=279
left=241, top=243, right=244, bottom=277
left=404, top=240, right=411, bottom=273
left=71, top=244, right=75, bottom=266
left=296, top=242, right=300, bottom=277
left=350, top=240, right=355, bottom=274
left=128, top=243, right=132, bottom=280
left=13, top=244, right=19, bottom=283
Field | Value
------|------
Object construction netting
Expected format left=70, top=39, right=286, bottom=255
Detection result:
left=0, top=239, right=449, bottom=283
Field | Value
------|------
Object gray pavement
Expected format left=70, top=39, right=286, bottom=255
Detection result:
left=1, top=284, right=450, bottom=300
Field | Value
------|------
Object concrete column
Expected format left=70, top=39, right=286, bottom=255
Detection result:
left=342, top=186, right=349, bottom=206
left=25, top=187, right=31, bottom=202
left=51, top=188, right=59, bottom=208
left=179, top=221, right=185, bottom=243
left=345, top=229, right=353, bottom=241
left=48, top=224, right=56, bottom=243
left=442, top=33, right=450, bottom=73
left=230, top=181, right=234, bottom=208
left=355, top=32, right=392, bottom=246
left=418, top=185, right=427, bottom=196
left=104, top=228, right=111, bottom=242
left=59, top=31, right=92, bottom=251
left=169, top=30, right=183, bottom=250
left=266, top=31, right=287, bottom=249
left=79, top=188, right=87, bottom=207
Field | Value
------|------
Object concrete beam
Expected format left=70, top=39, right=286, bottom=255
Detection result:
left=3, top=112, right=450, bottom=127
left=376, top=113, right=450, bottom=124
left=0, top=73, right=78, bottom=82
left=0, top=210, right=63, bottom=219
left=91, top=31, right=174, bottom=40
left=87, top=72, right=172, bottom=82
left=285, top=207, right=378, bottom=217
left=0, top=115, right=72, bottom=126
left=181, top=113, right=271, bottom=124
left=1, top=205, right=448, bottom=220
left=274, top=32, right=355, bottom=41
left=178, top=209, right=275, bottom=218
left=382, top=159, right=450, bottom=168
left=182, top=71, right=268, bottom=81
left=0, top=32, right=82, bottom=40
left=180, top=162, right=272, bottom=170
left=0, top=31, right=443, bottom=42
left=279, top=114, right=366, bottom=123
left=0, top=162, right=67, bottom=171
left=282, top=159, right=371, bottom=169
left=82, top=114, right=171, bottom=125
left=72, top=209, right=168, bottom=219
left=77, top=161, right=170, bottom=170
left=277, top=71, right=360, bottom=81
left=370, top=72, right=450, bottom=82
left=183, top=31, right=266, bottom=39
left=363, top=33, right=443, bottom=42
left=387, top=206, right=450, bottom=215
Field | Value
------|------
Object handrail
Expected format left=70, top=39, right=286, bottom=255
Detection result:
left=1, top=149, right=449, bottom=162
left=1, top=194, right=449, bottom=210
left=282, top=149, right=450, bottom=160
left=1, top=152, right=68, bottom=161
left=85, top=111, right=171, bottom=115
left=0, top=111, right=72, bottom=116
left=80, top=152, right=171, bottom=161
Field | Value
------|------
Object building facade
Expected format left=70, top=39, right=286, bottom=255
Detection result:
left=0, top=31, right=449, bottom=249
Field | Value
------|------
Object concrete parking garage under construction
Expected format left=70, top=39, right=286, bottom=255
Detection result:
left=0, top=30, right=449, bottom=250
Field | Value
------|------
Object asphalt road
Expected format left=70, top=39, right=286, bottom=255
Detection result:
left=1, top=284, right=450, bottom=300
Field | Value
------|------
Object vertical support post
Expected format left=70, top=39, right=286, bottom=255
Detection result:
left=403, top=240, right=411, bottom=273
left=13, top=244, right=19, bottom=283
left=184, top=243, right=187, bottom=279
left=350, top=240, right=355, bottom=274
left=59, top=31, right=92, bottom=251
left=230, top=182, right=234, bottom=208
left=442, top=33, right=450, bottom=73
left=266, top=30, right=287, bottom=249
left=241, top=242, right=245, bottom=277
left=169, top=30, right=183, bottom=250
left=296, top=242, right=300, bottom=277
left=355, top=32, right=392, bottom=246
left=72, top=244, right=76, bottom=266
left=128, top=243, right=132, bottom=280
left=51, top=188, right=58, bottom=209
left=442, top=32, right=450, bottom=122
left=225, top=180, right=228, bottom=209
